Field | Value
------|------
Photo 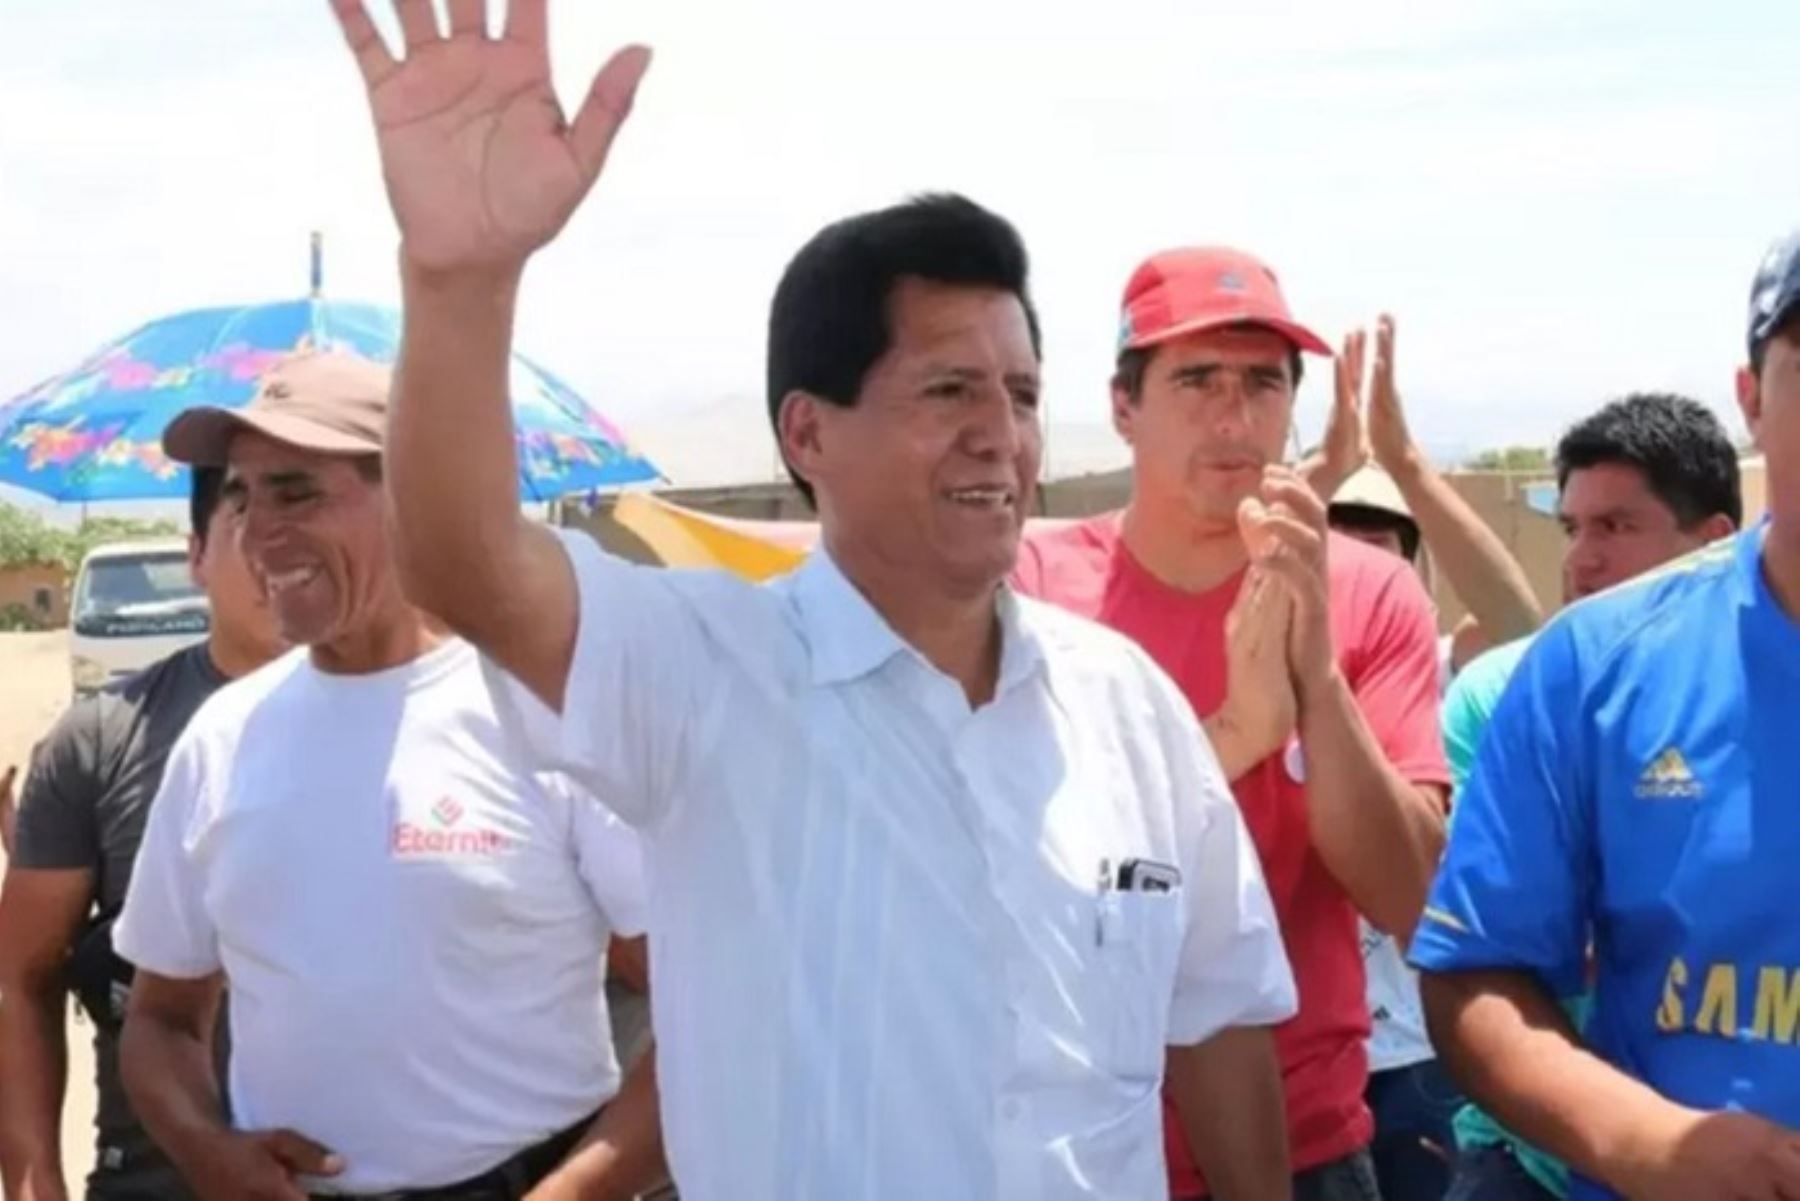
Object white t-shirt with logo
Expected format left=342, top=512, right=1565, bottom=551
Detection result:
left=114, top=639, right=646, bottom=1194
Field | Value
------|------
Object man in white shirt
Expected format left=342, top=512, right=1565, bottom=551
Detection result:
left=113, top=351, right=664, bottom=1200
left=328, top=3, right=1298, bottom=1199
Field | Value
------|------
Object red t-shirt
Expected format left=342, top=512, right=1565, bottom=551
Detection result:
left=1014, top=513, right=1449, bottom=1194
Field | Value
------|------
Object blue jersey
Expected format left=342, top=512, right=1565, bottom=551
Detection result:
left=1411, top=524, right=1800, bottom=1201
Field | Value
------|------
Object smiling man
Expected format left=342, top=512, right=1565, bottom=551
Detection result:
left=327, top=1, right=1297, bottom=1197
left=111, top=352, right=663, bottom=1201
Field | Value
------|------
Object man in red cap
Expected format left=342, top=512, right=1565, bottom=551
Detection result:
left=1017, top=248, right=1450, bottom=1200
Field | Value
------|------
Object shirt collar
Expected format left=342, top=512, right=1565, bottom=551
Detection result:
left=791, top=548, right=1045, bottom=694
left=993, top=587, right=1047, bottom=694
left=1740, top=517, right=1800, bottom=661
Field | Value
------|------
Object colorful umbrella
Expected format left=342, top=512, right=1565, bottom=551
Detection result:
left=0, top=244, right=659, bottom=502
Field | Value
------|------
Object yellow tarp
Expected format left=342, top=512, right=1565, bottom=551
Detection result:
left=610, top=493, right=1075, bottom=581
left=612, top=492, right=813, bottom=581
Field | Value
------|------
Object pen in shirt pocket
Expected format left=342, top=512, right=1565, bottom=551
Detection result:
left=1095, top=857, right=1112, bottom=947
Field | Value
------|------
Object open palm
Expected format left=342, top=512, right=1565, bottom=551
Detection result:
left=1368, top=315, right=1417, bottom=473
left=329, top=0, right=650, bottom=271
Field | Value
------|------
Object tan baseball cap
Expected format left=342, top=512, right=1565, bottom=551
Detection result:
left=1331, top=465, right=1412, bottom=521
left=162, top=350, right=391, bottom=467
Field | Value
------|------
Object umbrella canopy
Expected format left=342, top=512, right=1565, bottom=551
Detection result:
left=0, top=296, right=660, bottom=502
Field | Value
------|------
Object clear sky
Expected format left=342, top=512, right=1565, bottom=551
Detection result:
left=4, top=0, right=1797, bottom=492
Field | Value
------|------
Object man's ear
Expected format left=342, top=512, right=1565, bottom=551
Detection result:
left=1736, top=364, right=1763, bottom=447
left=1111, top=384, right=1137, bottom=446
left=187, top=532, right=208, bottom=590
left=777, top=390, right=826, bottom=494
left=1695, top=511, right=1739, bottom=543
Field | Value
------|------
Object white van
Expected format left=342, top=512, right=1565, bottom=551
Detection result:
left=68, top=539, right=209, bottom=695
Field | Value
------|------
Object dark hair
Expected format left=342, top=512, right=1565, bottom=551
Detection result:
left=1329, top=502, right=1422, bottom=562
left=1555, top=392, right=1742, bottom=529
left=766, top=193, right=1042, bottom=503
left=1112, top=336, right=1305, bottom=403
left=190, top=466, right=225, bottom=545
left=353, top=454, right=382, bottom=484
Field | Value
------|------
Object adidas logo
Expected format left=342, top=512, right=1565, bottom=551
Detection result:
left=1636, top=747, right=1704, bottom=800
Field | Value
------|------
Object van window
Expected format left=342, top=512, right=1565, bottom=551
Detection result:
left=72, top=552, right=207, bottom=638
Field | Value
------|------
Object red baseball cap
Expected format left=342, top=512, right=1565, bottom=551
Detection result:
left=1117, top=246, right=1331, bottom=356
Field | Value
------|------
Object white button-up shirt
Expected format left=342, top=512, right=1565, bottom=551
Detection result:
left=490, top=532, right=1296, bottom=1201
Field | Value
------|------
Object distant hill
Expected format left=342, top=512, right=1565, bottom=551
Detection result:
left=631, top=399, right=1135, bottom=489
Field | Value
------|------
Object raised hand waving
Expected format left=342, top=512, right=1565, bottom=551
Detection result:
left=328, top=0, right=651, bottom=273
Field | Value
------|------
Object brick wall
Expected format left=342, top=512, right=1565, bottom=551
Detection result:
left=0, top=562, right=70, bottom=628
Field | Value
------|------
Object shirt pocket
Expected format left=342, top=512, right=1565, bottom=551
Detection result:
left=1095, top=889, right=1185, bottom=1081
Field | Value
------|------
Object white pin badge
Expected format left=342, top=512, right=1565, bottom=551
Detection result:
left=1284, top=740, right=1307, bottom=784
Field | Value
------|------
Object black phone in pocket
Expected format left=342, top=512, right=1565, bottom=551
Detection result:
left=1115, top=858, right=1182, bottom=893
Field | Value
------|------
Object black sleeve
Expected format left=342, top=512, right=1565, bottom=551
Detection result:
left=11, top=696, right=107, bottom=872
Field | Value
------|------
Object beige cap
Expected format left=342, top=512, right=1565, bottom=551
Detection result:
left=1331, top=465, right=1412, bottom=521
left=162, top=350, right=391, bottom=467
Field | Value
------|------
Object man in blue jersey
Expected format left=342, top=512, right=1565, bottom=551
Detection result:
left=1413, top=228, right=1800, bottom=1201
left=1435, top=391, right=1741, bottom=1201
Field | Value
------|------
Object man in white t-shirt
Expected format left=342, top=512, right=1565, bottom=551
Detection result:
left=113, top=352, right=665, bottom=1200
left=327, top=4, right=1298, bottom=1200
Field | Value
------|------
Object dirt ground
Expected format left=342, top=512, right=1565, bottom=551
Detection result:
left=0, top=630, right=100, bottom=1187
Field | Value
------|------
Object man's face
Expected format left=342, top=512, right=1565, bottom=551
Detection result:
left=789, top=278, right=1042, bottom=598
left=1115, top=326, right=1296, bottom=530
left=1558, top=462, right=1708, bottom=601
left=223, top=432, right=402, bottom=648
left=1740, top=326, right=1800, bottom=530
left=189, top=498, right=282, bottom=661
